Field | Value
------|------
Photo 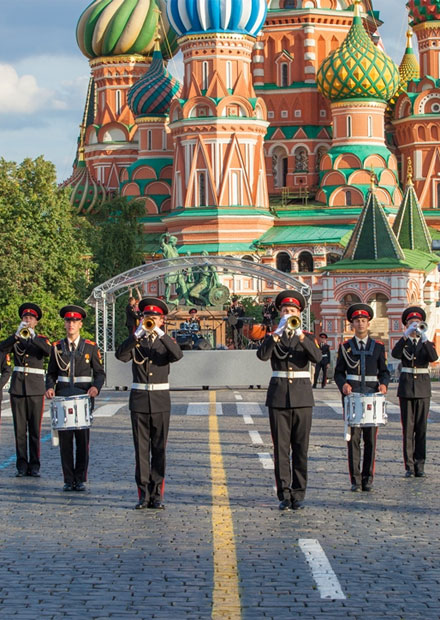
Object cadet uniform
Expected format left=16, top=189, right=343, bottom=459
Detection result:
left=262, top=298, right=278, bottom=330
left=334, top=304, right=390, bottom=491
left=391, top=306, right=438, bottom=477
left=0, top=303, right=51, bottom=476
left=116, top=297, right=183, bottom=509
left=257, top=290, right=322, bottom=510
left=313, top=333, right=331, bottom=388
left=46, top=306, right=105, bottom=490
left=227, top=298, right=245, bottom=349
left=0, top=352, right=12, bottom=418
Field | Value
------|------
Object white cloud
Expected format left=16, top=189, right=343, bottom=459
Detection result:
left=0, top=63, right=55, bottom=114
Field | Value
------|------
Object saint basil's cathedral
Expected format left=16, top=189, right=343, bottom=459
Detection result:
left=64, top=0, right=440, bottom=353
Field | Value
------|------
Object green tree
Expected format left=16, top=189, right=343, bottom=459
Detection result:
left=0, top=156, right=94, bottom=341
left=88, top=196, right=145, bottom=346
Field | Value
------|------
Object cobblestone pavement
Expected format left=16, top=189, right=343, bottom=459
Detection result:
left=0, top=384, right=440, bottom=619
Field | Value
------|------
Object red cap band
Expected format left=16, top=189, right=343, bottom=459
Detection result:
left=64, top=312, right=82, bottom=319
left=22, top=308, right=38, bottom=317
left=144, top=305, right=163, bottom=315
left=407, top=312, right=422, bottom=321
left=281, top=297, right=301, bottom=309
left=352, top=309, right=370, bottom=319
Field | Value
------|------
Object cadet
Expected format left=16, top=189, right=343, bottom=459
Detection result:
left=116, top=297, right=183, bottom=510
left=391, top=306, right=438, bottom=478
left=334, top=304, right=390, bottom=492
left=257, top=290, right=322, bottom=511
left=313, top=332, right=331, bottom=388
left=45, top=305, right=105, bottom=492
left=0, top=303, right=51, bottom=477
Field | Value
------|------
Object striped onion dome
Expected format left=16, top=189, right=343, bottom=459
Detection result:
left=128, top=44, right=181, bottom=117
left=76, top=0, right=178, bottom=60
left=166, top=0, right=267, bottom=38
left=60, top=161, right=107, bottom=215
left=316, top=1, right=400, bottom=102
left=408, top=0, right=440, bottom=24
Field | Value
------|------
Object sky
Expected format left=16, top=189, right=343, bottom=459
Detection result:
left=0, top=1, right=412, bottom=183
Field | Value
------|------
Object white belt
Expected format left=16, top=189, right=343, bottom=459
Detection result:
left=272, top=371, right=310, bottom=379
left=57, top=376, right=92, bottom=383
left=346, top=374, right=378, bottom=381
left=401, top=368, right=429, bottom=374
left=13, top=366, right=45, bottom=375
left=132, top=382, right=170, bottom=391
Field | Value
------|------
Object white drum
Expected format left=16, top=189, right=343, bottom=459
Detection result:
left=50, top=395, right=93, bottom=431
left=344, top=392, right=387, bottom=427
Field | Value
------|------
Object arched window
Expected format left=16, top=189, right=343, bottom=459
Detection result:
left=116, top=90, right=122, bottom=115
left=367, top=293, right=389, bottom=318
left=326, top=253, right=340, bottom=265
left=202, top=61, right=209, bottom=90
left=226, top=61, right=232, bottom=90
left=368, top=115, right=373, bottom=138
left=276, top=252, right=292, bottom=273
left=298, top=251, right=313, bottom=273
left=198, top=171, right=207, bottom=206
left=346, top=190, right=352, bottom=206
left=242, top=255, right=254, bottom=262
left=342, top=293, right=361, bottom=308
left=347, top=115, right=352, bottom=137
left=281, top=63, right=289, bottom=87
left=147, top=130, right=152, bottom=151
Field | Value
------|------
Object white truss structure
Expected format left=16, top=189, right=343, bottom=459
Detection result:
left=85, top=255, right=311, bottom=352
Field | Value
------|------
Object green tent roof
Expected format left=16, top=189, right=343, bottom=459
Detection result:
left=256, top=225, right=353, bottom=246
left=393, top=180, right=432, bottom=252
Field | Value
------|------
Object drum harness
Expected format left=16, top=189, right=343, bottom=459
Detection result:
left=342, top=338, right=376, bottom=394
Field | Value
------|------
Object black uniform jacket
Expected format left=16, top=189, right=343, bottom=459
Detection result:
left=0, top=352, right=12, bottom=390
left=116, top=333, right=183, bottom=412
left=0, top=334, right=51, bottom=396
left=125, top=305, right=139, bottom=329
left=391, top=337, right=438, bottom=399
left=227, top=305, right=245, bottom=328
left=320, top=343, right=331, bottom=365
left=334, top=337, right=390, bottom=394
left=257, top=331, right=322, bottom=408
left=46, top=338, right=106, bottom=397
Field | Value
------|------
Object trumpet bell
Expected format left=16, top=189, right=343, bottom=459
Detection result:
left=142, top=317, right=155, bottom=332
left=19, top=327, right=31, bottom=340
left=286, top=315, right=301, bottom=331
left=416, top=321, right=428, bottom=335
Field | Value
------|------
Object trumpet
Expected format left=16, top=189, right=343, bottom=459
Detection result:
left=142, top=317, right=156, bottom=332
left=416, top=321, right=428, bottom=336
left=286, top=315, right=301, bottom=331
left=18, top=327, right=32, bottom=340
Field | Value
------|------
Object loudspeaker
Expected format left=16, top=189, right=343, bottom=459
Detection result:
left=194, top=337, right=212, bottom=351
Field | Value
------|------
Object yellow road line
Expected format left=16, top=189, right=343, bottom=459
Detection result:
left=209, top=390, right=241, bottom=619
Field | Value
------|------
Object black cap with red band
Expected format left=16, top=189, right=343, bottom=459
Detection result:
left=60, top=305, right=87, bottom=321
left=402, top=306, right=426, bottom=325
left=275, top=290, right=306, bottom=312
left=347, top=303, right=374, bottom=322
left=18, top=303, right=42, bottom=321
left=138, top=297, right=169, bottom=316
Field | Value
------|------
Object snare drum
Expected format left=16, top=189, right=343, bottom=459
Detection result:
left=50, top=394, right=93, bottom=431
left=344, top=392, right=387, bottom=427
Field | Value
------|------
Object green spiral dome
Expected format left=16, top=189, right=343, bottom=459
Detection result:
left=76, top=0, right=178, bottom=60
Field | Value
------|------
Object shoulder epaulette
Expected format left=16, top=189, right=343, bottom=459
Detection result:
left=85, top=339, right=96, bottom=346
left=343, top=339, right=351, bottom=344
left=375, top=340, right=384, bottom=345
left=54, top=340, right=61, bottom=346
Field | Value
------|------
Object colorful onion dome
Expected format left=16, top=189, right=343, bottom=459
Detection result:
left=166, top=0, right=267, bottom=38
left=76, top=0, right=178, bottom=60
left=399, top=30, right=420, bottom=84
left=316, top=1, right=400, bottom=102
left=407, top=0, right=440, bottom=25
left=60, top=161, right=107, bottom=215
left=128, top=44, right=181, bottom=117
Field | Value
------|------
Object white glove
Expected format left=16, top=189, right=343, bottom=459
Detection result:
left=420, top=331, right=428, bottom=343
left=27, top=327, right=35, bottom=339
left=15, top=321, right=27, bottom=336
left=404, top=323, right=418, bottom=338
left=154, top=326, right=165, bottom=338
left=134, top=324, right=146, bottom=339
left=274, top=316, right=287, bottom=336
left=294, top=327, right=303, bottom=337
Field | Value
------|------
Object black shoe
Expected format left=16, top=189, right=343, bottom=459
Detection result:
left=415, top=471, right=425, bottom=478
left=75, top=482, right=86, bottom=492
left=15, top=470, right=27, bottom=478
left=405, top=470, right=414, bottom=478
left=29, top=469, right=40, bottom=477
left=63, top=483, right=74, bottom=492
left=148, top=499, right=165, bottom=510
left=278, top=499, right=292, bottom=511
left=291, top=499, right=304, bottom=510
left=351, top=484, right=361, bottom=492
left=362, top=484, right=372, bottom=492
left=135, top=495, right=149, bottom=510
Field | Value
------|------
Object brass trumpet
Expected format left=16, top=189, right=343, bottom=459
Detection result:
left=286, top=315, right=301, bottom=331
left=416, top=321, right=428, bottom=336
left=142, top=317, right=156, bottom=332
left=18, top=327, right=32, bottom=340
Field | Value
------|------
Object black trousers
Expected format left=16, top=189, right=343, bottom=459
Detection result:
left=268, top=406, right=312, bottom=502
left=347, top=426, right=377, bottom=486
left=313, top=362, right=329, bottom=388
left=131, top=410, right=170, bottom=500
left=231, top=326, right=243, bottom=349
left=399, top=397, right=430, bottom=474
left=58, top=429, right=90, bottom=484
left=11, top=394, right=44, bottom=473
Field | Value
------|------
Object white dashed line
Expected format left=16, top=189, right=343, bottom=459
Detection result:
left=258, top=453, right=274, bottom=469
left=248, top=430, right=264, bottom=446
left=299, top=539, right=346, bottom=600
left=237, top=402, right=263, bottom=416
left=234, top=392, right=243, bottom=401
left=242, top=415, right=254, bottom=425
